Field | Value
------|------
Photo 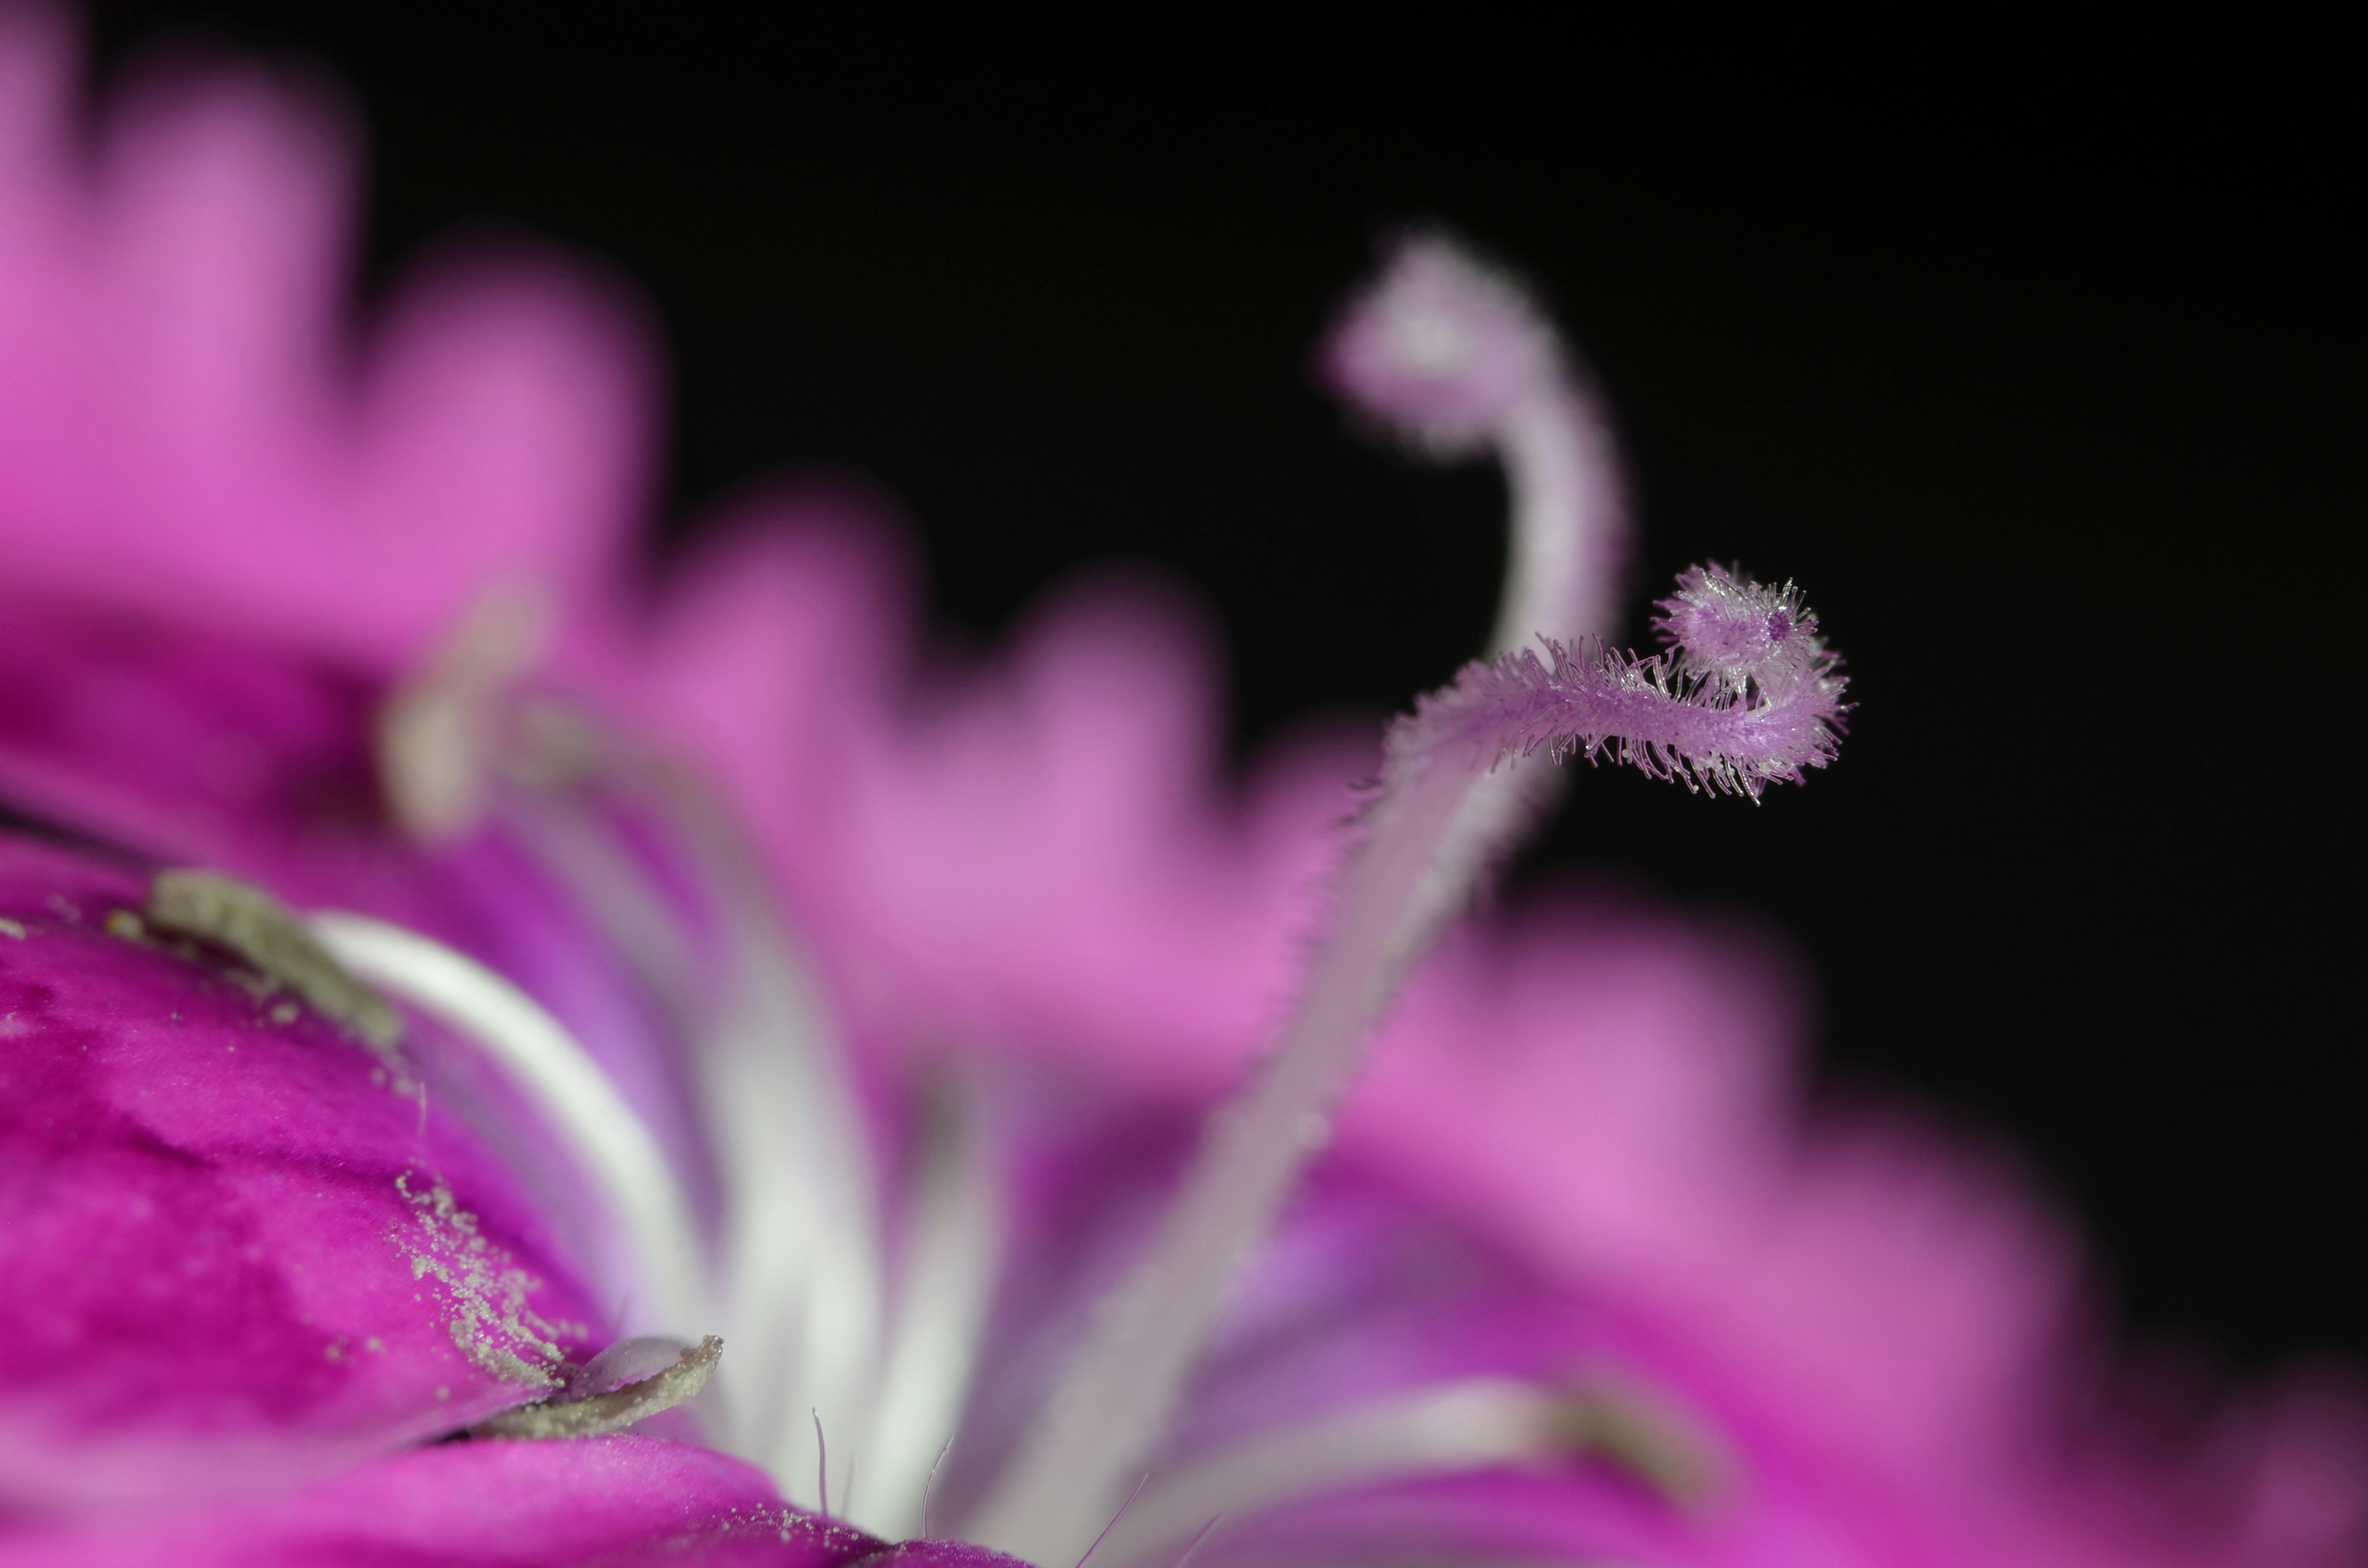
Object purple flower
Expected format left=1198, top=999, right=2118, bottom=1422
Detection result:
left=1, top=12, right=2363, bottom=1567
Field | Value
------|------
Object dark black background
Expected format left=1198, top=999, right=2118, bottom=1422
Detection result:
left=80, top=7, right=2362, bottom=1372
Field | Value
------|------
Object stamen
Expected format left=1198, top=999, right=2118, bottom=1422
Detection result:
left=472, top=1335, right=723, bottom=1439
left=974, top=567, right=1843, bottom=1565
left=567, top=1334, right=707, bottom=1400
left=309, top=911, right=712, bottom=1339
left=856, top=1078, right=1006, bottom=1538
left=686, top=847, right=886, bottom=1510
left=377, top=584, right=555, bottom=842
left=1085, top=1378, right=1727, bottom=1568
left=143, top=869, right=404, bottom=1052
left=490, top=786, right=889, bottom=1505
left=497, top=801, right=704, bottom=1024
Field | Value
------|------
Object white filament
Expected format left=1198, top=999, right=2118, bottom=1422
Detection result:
left=697, top=868, right=886, bottom=1508
left=376, top=584, right=555, bottom=842
left=501, top=803, right=704, bottom=1025
left=499, top=793, right=890, bottom=1503
left=308, top=910, right=710, bottom=1339
left=857, top=1077, right=1005, bottom=1537
left=1093, top=1380, right=1569, bottom=1568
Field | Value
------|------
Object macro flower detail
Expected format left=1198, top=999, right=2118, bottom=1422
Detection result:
left=0, top=838, right=602, bottom=1519
left=961, top=547, right=1846, bottom=1565
left=1400, top=626, right=1839, bottom=795
left=2, top=12, right=2364, bottom=1568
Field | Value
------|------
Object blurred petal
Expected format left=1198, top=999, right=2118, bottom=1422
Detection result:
left=0, top=15, right=651, bottom=671
left=0, top=1436, right=901, bottom=1568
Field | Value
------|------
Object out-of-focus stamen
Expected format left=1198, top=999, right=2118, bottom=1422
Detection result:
left=858, top=1077, right=1005, bottom=1538
left=501, top=787, right=889, bottom=1509
left=685, top=830, right=885, bottom=1513
left=1089, top=1377, right=1728, bottom=1568
left=310, top=910, right=712, bottom=1340
left=377, top=583, right=554, bottom=841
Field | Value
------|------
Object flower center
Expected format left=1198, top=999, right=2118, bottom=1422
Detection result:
left=337, top=238, right=1836, bottom=1565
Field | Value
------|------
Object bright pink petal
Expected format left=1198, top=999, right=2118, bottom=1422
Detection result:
left=0, top=17, right=651, bottom=672
left=0, top=1436, right=900, bottom=1568
left=0, top=833, right=604, bottom=1520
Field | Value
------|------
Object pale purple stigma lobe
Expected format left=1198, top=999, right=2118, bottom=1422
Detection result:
left=972, top=566, right=1844, bottom=1562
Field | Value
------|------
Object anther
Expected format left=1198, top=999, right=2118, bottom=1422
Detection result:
left=141, top=869, right=404, bottom=1051
left=377, top=583, right=555, bottom=841
left=472, top=1335, right=723, bottom=1439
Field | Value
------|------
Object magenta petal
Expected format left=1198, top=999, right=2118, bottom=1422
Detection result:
left=0, top=19, right=653, bottom=673
left=0, top=595, right=382, bottom=874
left=0, top=1436, right=886, bottom=1568
left=0, top=834, right=604, bottom=1520
left=638, top=511, right=1353, bottom=1100
left=850, top=1544, right=1036, bottom=1568
left=0, top=602, right=721, bottom=1248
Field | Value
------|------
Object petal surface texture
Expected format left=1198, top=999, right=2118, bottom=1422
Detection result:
left=0, top=834, right=602, bottom=1519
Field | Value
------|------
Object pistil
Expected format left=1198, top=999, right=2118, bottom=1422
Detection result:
left=972, top=238, right=1645, bottom=1566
